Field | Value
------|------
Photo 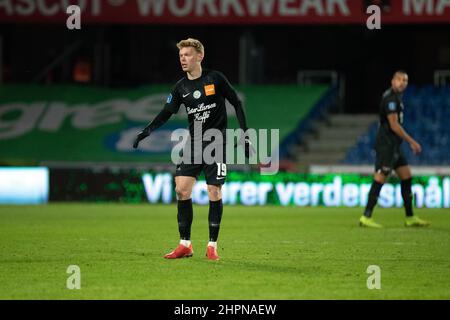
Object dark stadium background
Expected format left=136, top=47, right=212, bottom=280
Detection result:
left=3, top=24, right=450, bottom=113
left=1, top=0, right=450, bottom=304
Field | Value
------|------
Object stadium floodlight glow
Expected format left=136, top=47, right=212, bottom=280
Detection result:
left=0, top=167, right=49, bottom=204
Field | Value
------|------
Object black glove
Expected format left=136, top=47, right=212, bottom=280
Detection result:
left=235, top=136, right=256, bottom=159
left=133, top=128, right=151, bottom=149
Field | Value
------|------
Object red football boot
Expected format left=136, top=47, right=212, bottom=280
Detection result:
left=164, top=243, right=193, bottom=259
left=206, top=246, right=220, bottom=261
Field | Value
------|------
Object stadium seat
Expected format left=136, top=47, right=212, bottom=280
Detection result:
left=343, top=85, right=450, bottom=165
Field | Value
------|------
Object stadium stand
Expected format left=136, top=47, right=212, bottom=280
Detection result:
left=344, top=85, right=450, bottom=165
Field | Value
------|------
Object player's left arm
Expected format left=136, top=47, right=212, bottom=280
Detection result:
left=387, top=113, right=422, bottom=154
left=216, top=71, right=255, bottom=157
left=216, top=71, right=248, bottom=132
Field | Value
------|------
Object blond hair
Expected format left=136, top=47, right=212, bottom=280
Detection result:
left=176, top=38, right=204, bottom=56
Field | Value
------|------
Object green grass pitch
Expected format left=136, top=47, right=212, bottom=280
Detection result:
left=0, top=204, right=449, bottom=299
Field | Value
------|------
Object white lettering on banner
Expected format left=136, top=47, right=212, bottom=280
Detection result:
left=72, top=101, right=125, bottom=129
left=142, top=173, right=172, bottom=203
left=278, top=0, right=350, bottom=16
left=92, top=0, right=101, bottom=15
left=141, top=174, right=450, bottom=208
left=241, top=182, right=258, bottom=205
left=193, top=181, right=209, bottom=205
left=379, top=184, right=395, bottom=208
left=360, top=183, right=371, bottom=207
left=38, top=103, right=87, bottom=131
left=0, top=0, right=13, bottom=15
left=310, top=183, right=323, bottom=206
left=342, top=183, right=359, bottom=207
left=404, top=0, right=433, bottom=15
left=276, top=183, right=295, bottom=205
left=327, top=0, right=350, bottom=15
left=294, top=182, right=309, bottom=206
left=436, top=0, right=450, bottom=13
left=222, top=0, right=245, bottom=16
left=412, top=184, right=424, bottom=208
left=16, top=0, right=35, bottom=15
left=0, top=0, right=98, bottom=16
left=61, top=0, right=87, bottom=12
left=402, top=0, right=445, bottom=15
left=322, top=176, right=342, bottom=206
left=2, top=0, right=450, bottom=19
left=246, top=0, right=276, bottom=16
left=38, top=0, right=59, bottom=16
left=168, top=0, right=193, bottom=17
left=195, top=0, right=219, bottom=16
left=425, top=177, right=442, bottom=208
left=299, top=0, right=325, bottom=16
left=222, top=182, right=240, bottom=205
left=137, top=0, right=165, bottom=16
left=395, top=184, right=403, bottom=207
left=0, top=94, right=183, bottom=139
left=444, top=178, right=450, bottom=208
left=0, top=103, right=45, bottom=139
left=279, top=0, right=298, bottom=16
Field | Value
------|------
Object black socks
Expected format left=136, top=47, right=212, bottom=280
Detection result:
left=401, top=178, right=414, bottom=217
left=364, top=181, right=384, bottom=218
left=208, top=199, right=223, bottom=242
left=177, top=199, right=193, bottom=240
left=177, top=199, right=224, bottom=242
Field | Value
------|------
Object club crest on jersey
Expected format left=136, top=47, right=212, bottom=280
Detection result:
left=204, top=84, right=216, bottom=96
left=388, top=102, right=396, bottom=111
left=193, top=90, right=201, bottom=99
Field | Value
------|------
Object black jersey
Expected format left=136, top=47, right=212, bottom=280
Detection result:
left=142, top=69, right=248, bottom=152
left=164, top=69, right=245, bottom=139
left=375, top=88, right=404, bottom=148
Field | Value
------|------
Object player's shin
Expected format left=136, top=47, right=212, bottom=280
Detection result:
left=363, top=181, right=384, bottom=218
left=401, top=178, right=414, bottom=217
left=177, top=199, right=193, bottom=244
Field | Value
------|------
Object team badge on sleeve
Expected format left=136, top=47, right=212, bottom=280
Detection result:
left=167, top=94, right=173, bottom=103
left=388, top=102, right=396, bottom=111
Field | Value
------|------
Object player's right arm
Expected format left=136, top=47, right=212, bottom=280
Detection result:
left=133, top=87, right=182, bottom=149
left=387, top=113, right=422, bottom=154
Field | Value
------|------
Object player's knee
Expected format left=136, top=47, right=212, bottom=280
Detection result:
left=377, top=166, right=392, bottom=179
left=175, top=185, right=192, bottom=200
left=207, top=185, right=222, bottom=201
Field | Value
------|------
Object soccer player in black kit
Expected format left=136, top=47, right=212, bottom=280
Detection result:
left=359, top=71, right=430, bottom=228
left=133, top=38, right=251, bottom=260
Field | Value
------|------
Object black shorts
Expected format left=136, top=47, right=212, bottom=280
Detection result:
left=375, top=144, right=408, bottom=175
left=175, top=162, right=227, bottom=185
left=174, top=143, right=227, bottom=185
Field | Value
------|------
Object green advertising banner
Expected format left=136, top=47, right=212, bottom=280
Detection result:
left=44, top=168, right=450, bottom=208
left=0, top=84, right=328, bottom=165
left=141, top=172, right=450, bottom=208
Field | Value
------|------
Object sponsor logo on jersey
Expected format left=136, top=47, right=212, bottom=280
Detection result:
left=204, top=84, right=216, bottom=96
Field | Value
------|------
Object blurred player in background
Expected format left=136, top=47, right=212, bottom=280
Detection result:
left=133, top=38, right=252, bottom=260
left=359, top=71, right=430, bottom=228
